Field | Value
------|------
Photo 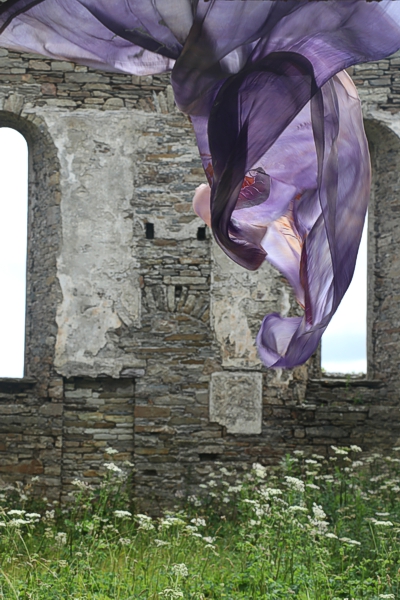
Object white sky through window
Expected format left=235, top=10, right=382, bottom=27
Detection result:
left=321, top=216, right=368, bottom=374
left=0, top=127, right=28, bottom=378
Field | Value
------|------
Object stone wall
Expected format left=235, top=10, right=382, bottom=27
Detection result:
left=0, top=49, right=400, bottom=510
left=0, top=377, right=62, bottom=500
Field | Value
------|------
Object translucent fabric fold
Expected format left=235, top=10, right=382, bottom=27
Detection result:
left=1, top=0, right=400, bottom=367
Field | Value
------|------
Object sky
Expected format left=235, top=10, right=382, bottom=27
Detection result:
left=0, top=127, right=367, bottom=378
left=0, top=127, right=28, bottom=378
left=321, top=220, right=367, bottom=374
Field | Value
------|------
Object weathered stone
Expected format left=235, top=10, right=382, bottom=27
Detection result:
left=305, top=426, right=347, bottom=439
left=210, top=372, right=262, bottom=434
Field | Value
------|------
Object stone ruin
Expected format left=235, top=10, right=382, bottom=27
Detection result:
left=0, top=49, right=399, bottom=511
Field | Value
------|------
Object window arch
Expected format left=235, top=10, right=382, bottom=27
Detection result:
left=0, top=127, right=28, bottom=378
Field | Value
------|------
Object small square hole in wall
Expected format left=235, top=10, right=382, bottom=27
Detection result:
left=197, top=226, right=206, bottom=241
left=145, top=223, right=154, bottom=239
left=175, top=285, right=183, bottom=299
left=199, top=453, right=219, bottom=461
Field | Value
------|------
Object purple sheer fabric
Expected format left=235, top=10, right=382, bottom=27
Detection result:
left=1, top=0, right=400, bottom=367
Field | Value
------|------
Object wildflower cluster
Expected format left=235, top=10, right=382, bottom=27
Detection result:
left=0, top=446, right=399, bottom=598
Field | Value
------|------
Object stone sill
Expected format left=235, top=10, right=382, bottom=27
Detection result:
left=0, top=377, right=36, bottom=393
left=309, top=377, right=383, bottom=389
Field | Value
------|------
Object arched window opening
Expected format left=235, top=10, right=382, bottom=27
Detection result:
left=321, top=215, right=368, bottom=375
left=0, top=127, right=28, bottom=378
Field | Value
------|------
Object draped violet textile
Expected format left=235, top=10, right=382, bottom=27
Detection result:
left=1, top=1, right=400, bottom=368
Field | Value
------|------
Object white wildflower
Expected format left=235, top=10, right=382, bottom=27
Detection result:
left=227, top=485, right=242, bottom=493
left=25, top=513, right=41, bottom=521
left=105, top=447, right=118, bottom=455
left=9, top=519, right=29, bottom=527
left=114, top=510, right=132, bottom=519
left=136, top=514, right=155, bottom=531
left=188, top=495, right=201, bottom=507
left=44, top=527, right=54, bottom=538
left=55, top=532, right=67, bottom=546
left=204, top=543, right=218, bottom=555
left=293, top=450, right=304, bottom=456
left=119, top=538, right=131, bottom=546
left=191, top=532, right=203, bottom=538
left=72, top=479, right=89, bottom=490
left=191, top=518, right=206, bottom=527
left=219, top=467, right=230, bottom=476
left=350, top=445, right=362, bottom=452
left=371, top=519, right=393, bottom=527
left=379, top=594, right=395, bottom=599
left=325, top=532, right=338, bottom=539
left=7, top=509, right=26, bottom=516
left=376, top=512, right=390, bottom=517
left=331, top=446, right=349, bottom=455
left=203, top=536, right=216, bottom=544
left=289, top=506, right=308, bottom=513
left=160, top=517, right=185, bottom=528
left=312, top=504, right=327, bottom=521
left=0, top=522, right=6, bottom=527
left=159, top=589, right=183, bottom=599
left=284, top=476, right=305, bottom=493
left=312, top=454, right=325, bottom=461
left=370, top=475, right=385, bottom=483
left=136, top=513, right=152, bottom=522
left=339, top=537, right=361, bottom=546
left=139, top=520, right=155, bottom=531
left=45, top=510, right=55, bottom=520
left=352, top=461, right=364, bottom=468
left=309, top=519, right=329, bottom=534
left=223, top=496, right=230, bottom=503
left=154, top=539, right=170, bottom=547
left=252, top=463, right=267, bottom=478
left=104, top=462, right=123, bottom=474
left=274, top=498, right=288, bottom=507
left=260, top=487, right=282, bottom=500
left=171, top=563, right=188, bottom=578
left=243, top=499, right=257, bottom=505
left=306, top=483, right=320, bottom=490
left=305, top=459, right=318, bottom=465
left=58, top=560, right=68, bottom=568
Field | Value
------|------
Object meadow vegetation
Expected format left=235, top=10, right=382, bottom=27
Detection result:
left=0, top=445, right=399, bottom=599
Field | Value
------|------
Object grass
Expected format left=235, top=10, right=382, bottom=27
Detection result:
left=0, top=445, right=400, bottom=599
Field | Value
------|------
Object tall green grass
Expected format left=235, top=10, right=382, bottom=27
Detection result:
left=0, top=445, right=399, bottom=599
